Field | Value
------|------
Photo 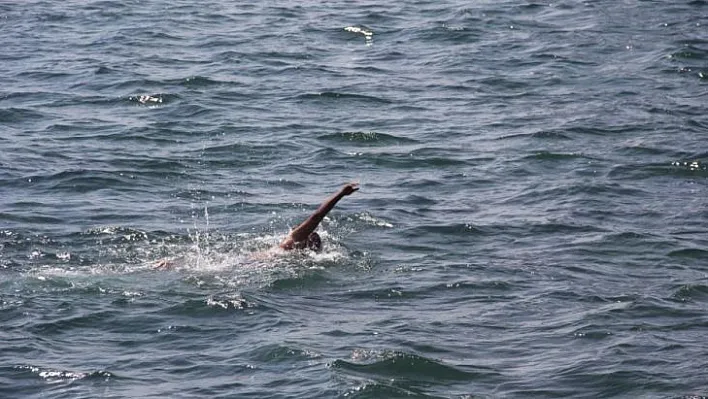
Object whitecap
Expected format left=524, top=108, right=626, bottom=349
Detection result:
left=344, top=26, right=374, bottom=46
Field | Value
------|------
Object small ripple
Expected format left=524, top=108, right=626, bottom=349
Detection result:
left=617, top=142, right=685, bottom=157
left=338, top=286, right=417, bottom=301
left=94, top=65, right=115, bottom=75
left=161, top=297, right=256, bottom=318
left=497, top=130, right=573, bottom=140
left=245, top=343, right=321, bottom=363
left=338, top=151, right=470, bottom=169
left=563, top=125, right=640, bottom=136
left=330, top=351, right=497, bottom=392
left=668, top=248, right=708, bottom=259
left=44, top=121, right=122, bottom=134
left=317, top=131, right=418, bottom=146
left=413, top=24, right=484, bottom=45
left=522, top=151, right=596, bottom=161
left=200, top=142, right=297, bottom=156
left=288, top=91, right=392, bottom=104
left=403, top=223, right=482, bottom=239
left=340, top=382, right=431, bottom=398
left=268, top=270, right=332, bottom=291
left=28, top=310, right=116, bottom=336
left=571, top=323, right=614, bottom=340
left=181, top=75, right=222, bottom=87
left=609, top=161, right=708, bottom=179
left=0, top=107, right=48, bottom=124
left=668, top=45, right=707, bottom=61
left=671, top=284, right=708, bottom=302
left=331, top=350, right=493, bottom=383
left=432, top=280, right=513, bottom=293
left=15, top=70, right=74, bottom=80
left=18, top=169, right=145, bottom=194
left=504, top=182, right=648, bottom=205
left=0, top=212, right=65, bottom=225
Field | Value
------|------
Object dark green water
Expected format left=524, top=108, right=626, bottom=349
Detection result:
left=1, top=1, right=707, bottom=398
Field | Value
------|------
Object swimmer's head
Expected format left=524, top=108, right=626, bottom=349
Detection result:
left=307, top=232, right=322, bottom=252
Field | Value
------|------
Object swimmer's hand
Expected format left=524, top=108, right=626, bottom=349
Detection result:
left=341, top=183, right=359, bottom=196
left=153, top=258, right=173, bottom=270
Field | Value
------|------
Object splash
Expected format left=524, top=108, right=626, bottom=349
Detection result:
left=26, top=223, right=354, bottom=293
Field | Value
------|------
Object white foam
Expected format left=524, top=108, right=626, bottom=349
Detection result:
left=344, top=26, right=374, bottom=46
left=353, top=212, right=393, bottom=228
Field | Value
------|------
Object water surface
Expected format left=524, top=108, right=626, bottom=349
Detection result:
left=1, top=1, right=707, bottom=398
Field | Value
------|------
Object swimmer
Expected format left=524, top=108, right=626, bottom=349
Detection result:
left=279, top=182, right=359, bottom=252
left=153, top=182, right=359, bottom=269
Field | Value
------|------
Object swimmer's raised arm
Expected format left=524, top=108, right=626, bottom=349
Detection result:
left=280, top=183, right=359, bottom=250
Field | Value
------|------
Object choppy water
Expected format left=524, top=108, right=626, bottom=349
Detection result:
left=1, top=1, right=707, bottom=398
